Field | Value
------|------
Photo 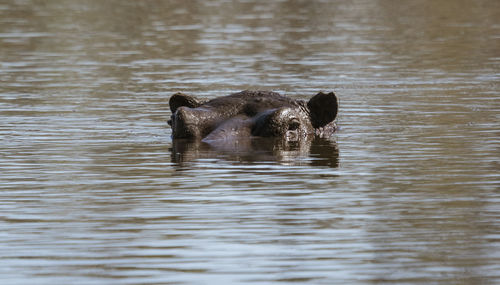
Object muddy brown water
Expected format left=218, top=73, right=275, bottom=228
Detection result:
left=1, top=0, right=499, bottom=284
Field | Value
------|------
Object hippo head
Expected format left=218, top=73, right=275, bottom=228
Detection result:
left=168, top=90, right=338, bottom=143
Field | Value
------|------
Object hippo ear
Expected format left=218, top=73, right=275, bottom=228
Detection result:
left=307, top=92, right=338, bottom=128
left=169, top=92, right=202, bottom=113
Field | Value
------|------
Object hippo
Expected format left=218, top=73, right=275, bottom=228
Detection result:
left=168, top=90, right=338, bottom=142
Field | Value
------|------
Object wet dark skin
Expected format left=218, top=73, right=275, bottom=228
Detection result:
left=168, top=90, right=338, bottom=143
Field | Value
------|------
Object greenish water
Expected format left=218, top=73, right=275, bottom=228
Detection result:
left=1, top=0, right=499, bottom=284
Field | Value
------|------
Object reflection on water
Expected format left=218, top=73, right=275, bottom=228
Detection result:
left=171, top=137, right=339, bottom=168
left=1, top=0, right=499, bottom=284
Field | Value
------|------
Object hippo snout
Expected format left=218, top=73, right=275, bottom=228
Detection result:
left=171, top=107, right=201, bottom=138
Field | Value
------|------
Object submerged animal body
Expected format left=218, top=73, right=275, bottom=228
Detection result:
left=168, top=90, right=338, bottom=142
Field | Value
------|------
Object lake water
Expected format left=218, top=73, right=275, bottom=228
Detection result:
left=1, top=0, right=499, bottom=284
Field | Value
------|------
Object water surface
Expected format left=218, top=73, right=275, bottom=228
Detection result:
left=1, top=0, right=499, bottom=284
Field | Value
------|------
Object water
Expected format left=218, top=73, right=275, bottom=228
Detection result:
left=1, top=0, right=499, bottom=284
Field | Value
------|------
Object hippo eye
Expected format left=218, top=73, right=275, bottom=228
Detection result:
left=288, top=118, right=300, bottom=130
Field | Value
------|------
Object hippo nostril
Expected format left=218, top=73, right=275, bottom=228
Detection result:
left=288, top=118, right=300, bottom=130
